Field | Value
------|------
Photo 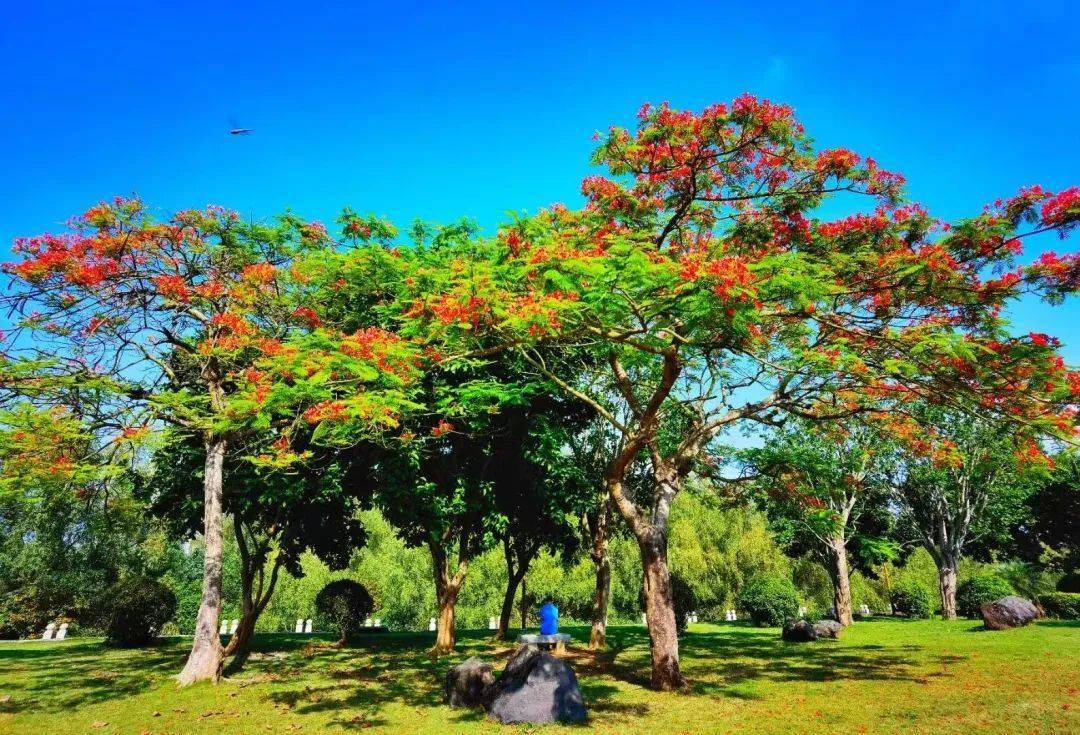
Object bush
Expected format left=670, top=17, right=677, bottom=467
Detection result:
left=957, top=574, right=1015, bottom=618
left=1057, top=570, right=1080, bottom=593
left=315, top=580, right=374, bottom=643
left=890, top=581, right=934, bottom=619
left=739, top=576, right=800, bottom=627
left=103, top=577, right=177, bottom=647
left=1039, top=592, right=1080, bottom=619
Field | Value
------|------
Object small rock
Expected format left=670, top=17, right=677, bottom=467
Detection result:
left=981, top=596, right=1040, bottom=630
left=444, top=657, right=495, bottom=708
left=813, top=620, right=844, bottom=639
left=781, top=619, right=817, bottom=642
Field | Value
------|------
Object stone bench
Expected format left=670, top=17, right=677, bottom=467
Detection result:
left=516, top=633, right=572, bottom=654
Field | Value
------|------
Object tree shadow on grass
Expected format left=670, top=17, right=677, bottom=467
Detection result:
left=0, top=622, right=973, bottom=726
left=674, top=625, right=959, bottom=699
left=0, top=638, right=186, bottom=714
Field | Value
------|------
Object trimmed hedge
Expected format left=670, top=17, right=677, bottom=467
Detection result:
left=739, top=576, right=800, bottom=627
left=890, top=581, right=934, bottom=619
left=957, top=575, right=1015, bottom=618
left=103, top=577, right=177, bottom=647
left=1039, top=592, right=1080, bottom=619
left=315, top=580, right=374, bottom=642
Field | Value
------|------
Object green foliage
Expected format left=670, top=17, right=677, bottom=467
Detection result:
left=957, top=574, right=1015, bottom=618
left=1038, top=592, right=1080, bottom=619
left=103, top=577, right=177, bottom=647
left=314, top=580, right=374, bottom=642
left=739, top=576, right=800, bottom=627
left=893, top=548, right=941, bottom=609
left=669, top=491, right=790, bottom=616
left=1057, top=570, right=1080, bottom=593
left=670, top=572, right=697, bottom=634
left=890, top=581, right=934, bottom=619
left=348, top=510, right=435, bottom=631
left=791, top=557, right=833, bottom=616
left=850, top=570, right=889, bottom=612
left=0, top=470, right=168, bottom=639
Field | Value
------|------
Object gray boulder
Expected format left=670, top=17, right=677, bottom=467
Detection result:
left=445, top=657, right=495, bottom=708
left=781, top=619, right=817, bottom=642
left=487, top=645, right=587, bottom=724
left=981, top=596, right=1040, bottom=630
left=813, top=619, right=844, bottom=639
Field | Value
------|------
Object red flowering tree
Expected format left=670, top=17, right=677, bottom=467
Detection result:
left=0, top=199, right=418, bottom=684
left=400, top=98, right=1079, bottom=689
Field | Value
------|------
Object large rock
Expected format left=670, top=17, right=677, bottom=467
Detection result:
left=781, top=619, right=817, bottom=642
left=445, top=657, right=495, bottom=708
left=486, top=645, right=587, bottom=724
left=813, top=620, right=844, bottom=639
left=981, top=596, right=1040, bottom=630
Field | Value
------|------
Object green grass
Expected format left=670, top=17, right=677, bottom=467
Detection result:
left=1, top=619, right=1077, bottom=734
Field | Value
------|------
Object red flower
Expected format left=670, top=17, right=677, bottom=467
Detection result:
left=154, top=275, right=190, bottom=302
left=1040, top=186, right=1080, bottom=228
left=292, top=306, right=322, bottom=329
left=241, top=262, right=277, bottom=284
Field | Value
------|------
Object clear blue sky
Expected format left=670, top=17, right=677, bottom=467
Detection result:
left=1, top=0, right=1077, bottom=359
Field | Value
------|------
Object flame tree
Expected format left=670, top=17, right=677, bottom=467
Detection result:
left=0, top=200, right=419, bottom=684
left=398, top=98, right=1079, bottom=689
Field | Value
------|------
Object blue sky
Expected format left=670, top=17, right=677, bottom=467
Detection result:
left=1, top=0, right=1077, bottom=358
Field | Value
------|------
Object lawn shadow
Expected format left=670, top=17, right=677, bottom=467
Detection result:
left=0, top=638, right=186, bottom=714
left=674, top=624, right=957, bottom=698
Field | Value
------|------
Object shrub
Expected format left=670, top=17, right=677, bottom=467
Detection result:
left=315, top=580, right=374, bottom=643
left=957, top=574, right=1015, bottom=618
left=890, top=581, right=934, bottom=619
left=103, top=577, right=177, bottom=647
left=1039, top=592, right=1080, bottom=619
left=739, top=576, right=800, bottom=627
left=1057, top=570, right=1080, bottom=593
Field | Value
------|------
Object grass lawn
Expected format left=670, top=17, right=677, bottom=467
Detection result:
left=0, top=618, right=1076, bottom=734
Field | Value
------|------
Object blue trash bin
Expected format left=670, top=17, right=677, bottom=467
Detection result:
left=539, top=602, right=558, bottom=635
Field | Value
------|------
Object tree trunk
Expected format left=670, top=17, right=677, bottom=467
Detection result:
left=433, top=584, right=459, bottom=654
left=496, top=538, right=535, bottom=640
left=639, top=535, right=685, bottom=690
left=177, top=435, right=227, bottom=686
left=222, top=606, right=256, bottom=659
left=826, top=535, right=853, bottom=626
left=519, top=576, right=528, bottom=629
left=222, top=543, right=282, bottom=661
left=588, top=502, right=612, bottom=649
left=938, top=551, right=958, bottom=620
left=590, top=553, right=611, bottom=649
left=497, top=572, right=524, bottom=640
left=429, top=541, right=467, bottom=656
